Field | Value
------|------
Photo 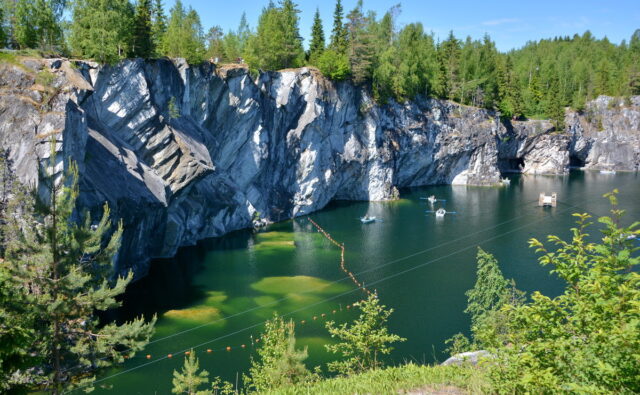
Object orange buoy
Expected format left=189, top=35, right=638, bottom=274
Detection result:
left=226, top=346, right=231, bottom=351
left=168, top=354, right=173, bottom=358
left=207, top=349, right=212, bottom=353
left=146, top=354, right=151, bottom=359
left=185, top=351, right=190, bottom=355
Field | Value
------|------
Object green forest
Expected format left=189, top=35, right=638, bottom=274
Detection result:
left=1, top=0, right=639, bottom=126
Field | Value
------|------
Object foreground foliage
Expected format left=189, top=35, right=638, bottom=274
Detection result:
left=244, top=315, right=314, bottom=392
left=0, top=146, right=155, bottom=393
left=487, top=192, right=640, bottom=393
left=263, top=363, right=489, bottom=395
left=325, top=292, right=406, bottom=376
left=453, top=191, right=640, bottom=393
left=172, top=350, right=234, bottom=395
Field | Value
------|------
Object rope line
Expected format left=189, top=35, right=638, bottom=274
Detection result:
left=308, top=217, right=371, bottom=296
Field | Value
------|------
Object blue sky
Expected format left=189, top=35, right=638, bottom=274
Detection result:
left=171, top=0, right=640, bottom=51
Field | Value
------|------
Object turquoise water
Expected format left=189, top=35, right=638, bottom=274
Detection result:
left=93, top=171, right=640, bottom=394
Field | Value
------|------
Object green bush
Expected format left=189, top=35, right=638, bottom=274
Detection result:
left=473, top=191, right=640, bottom=393
left=315, top=49, right=350, bottom=81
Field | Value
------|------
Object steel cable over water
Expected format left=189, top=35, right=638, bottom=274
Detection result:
left=68, top=193, right=609, bottom=393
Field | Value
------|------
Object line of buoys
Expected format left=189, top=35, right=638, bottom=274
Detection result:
left=308, top=218, right=371, bottom=296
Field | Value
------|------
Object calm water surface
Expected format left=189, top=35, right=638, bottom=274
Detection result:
left=93, top=171, right=640, bottom=394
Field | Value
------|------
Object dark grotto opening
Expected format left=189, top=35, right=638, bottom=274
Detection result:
left=498, top=157, right=526, bottom=174
left=569, top=154, right=586, bottom=168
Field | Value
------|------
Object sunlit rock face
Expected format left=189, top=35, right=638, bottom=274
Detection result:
left=1, top=58, right=638, bottom=276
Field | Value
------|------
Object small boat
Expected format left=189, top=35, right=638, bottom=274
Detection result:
left=426, top=208, right=456, bottom=218
left=360, top=216, right=376, bottom=224
left=600, top=163, right=616, bottom=174
left=501, top=177, right=511, bottom=185
left=419, top=195, right=438, bottom=204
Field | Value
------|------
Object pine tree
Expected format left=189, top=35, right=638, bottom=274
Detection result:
left=244, top=314, right=312, bottom=392
left=279, top=0, right=304, bottom=68
left=161, top=0, right=206, bottom=64
left=345, top=0, right=375, bottom=85
left=244, top=0, right=304, bottom=71
left=325, top=292, right=405, bottom=375
left=172, top=350, right=210, bottom=395
left=2, top=143, right=155, bottom=393
left=151, top=0, right=167, bottom=56
left=237, top=11, right=251, bottom=53
left=329, top=0, right=347, bottom=54
left=132, top=0, right=154, bottom=58
left=70, top=0, right=135, bottom=63
left=0, top=152, right=36, bottom=392
left=171, top=350, right=234, bottom=395
left=436, top=31, right=461, bottom=100
left=546, top=71, right=565, bottom=131
left=308, top=7, right=325, bottom=62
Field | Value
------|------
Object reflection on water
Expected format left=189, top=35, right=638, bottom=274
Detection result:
left=94, top=171, right=639, bottom=394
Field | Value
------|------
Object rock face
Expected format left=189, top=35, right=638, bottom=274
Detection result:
left=1, top=57, right=638, bottom=276
left=441, top=350, right=492, bottom=366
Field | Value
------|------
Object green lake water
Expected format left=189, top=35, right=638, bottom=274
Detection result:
left=92, top=171, right=640, bottom=394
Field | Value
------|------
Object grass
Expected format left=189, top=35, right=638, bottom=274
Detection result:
left=35, top=70, right=55, bottom=86
left=264, top=363, right=490, bottom=395
left=0, top=51, right=30, bottom=72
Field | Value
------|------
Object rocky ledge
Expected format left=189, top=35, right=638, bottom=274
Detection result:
left=1, top=57, right=638, bottom=276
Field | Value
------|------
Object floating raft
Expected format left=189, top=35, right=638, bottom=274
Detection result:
left=538, top=192, right=557, bottom=207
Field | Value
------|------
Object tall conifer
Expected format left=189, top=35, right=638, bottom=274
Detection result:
left=1, top=143, right=155, bottom=394
left=151, top=0, right=167, bottom=56
left=132, top=0, right=154, bottom=58
left=330, top=0, right=347, bottom=53
left=308, top=8, right=325, bottom=61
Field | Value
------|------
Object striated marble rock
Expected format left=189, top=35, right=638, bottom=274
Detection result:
left=1, top=58, right=638, bottom=277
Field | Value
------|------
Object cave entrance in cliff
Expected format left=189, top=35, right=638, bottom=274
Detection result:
left=569, top=155, right=585, bottom=168
left=500, top=158, right=525, bottom=174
